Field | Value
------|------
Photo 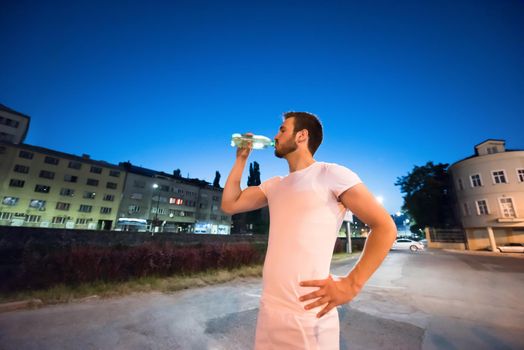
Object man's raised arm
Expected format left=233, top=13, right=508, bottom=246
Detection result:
left=221, top=136, right=268, bottom=215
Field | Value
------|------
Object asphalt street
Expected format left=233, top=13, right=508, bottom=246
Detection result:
left=0, top=249, right=523, bottom=350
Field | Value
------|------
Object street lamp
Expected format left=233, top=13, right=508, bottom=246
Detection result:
left=152, top=183, right=160, bottom=232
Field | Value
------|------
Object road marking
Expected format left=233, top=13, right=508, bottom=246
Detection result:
left=244, top=293, right=261, bottom=298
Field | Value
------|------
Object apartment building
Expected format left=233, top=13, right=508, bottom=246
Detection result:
left=0, top=104, right=30, bottom=144
left=118, top=162, right=232, bottom=234
left=448, top=139, right=524, bottom=250
left=0, top=142, right=125, bottom=230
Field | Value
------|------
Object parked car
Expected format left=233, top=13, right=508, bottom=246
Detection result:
left=498, top=243, right=524, bottom=253
left=391, top=238, right=425, bottom=252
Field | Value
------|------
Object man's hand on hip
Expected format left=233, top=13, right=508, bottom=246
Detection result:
left=298, top=275, right=362, bottom=318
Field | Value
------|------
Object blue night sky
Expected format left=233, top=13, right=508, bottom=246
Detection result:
left=1, top=0, right=523, bottom=214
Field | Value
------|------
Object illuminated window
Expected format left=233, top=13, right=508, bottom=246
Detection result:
left=35, top=184, right=51, bottom=193
left=2, top=196, right=19, bottom=206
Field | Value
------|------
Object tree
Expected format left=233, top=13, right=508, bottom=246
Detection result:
left=173, top=169, right=182, bottom=178
left=232, top=161, right=268, bottom=234
left=247, top=161, right=261, bottom=186
left=213, top=171, right=221, bottom=188
left=395, top=162, right=458, bottom=231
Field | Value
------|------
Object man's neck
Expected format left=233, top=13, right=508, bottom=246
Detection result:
left=285, top=152, right=316, bottom=173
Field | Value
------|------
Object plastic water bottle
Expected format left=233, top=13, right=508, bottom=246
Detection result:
left=231, top=133, right=275, bottom=150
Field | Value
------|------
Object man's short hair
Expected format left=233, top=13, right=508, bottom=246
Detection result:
left=283, top=111, right=323, bottom=155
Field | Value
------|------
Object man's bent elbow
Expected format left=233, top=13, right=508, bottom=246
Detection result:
left=220, top=202, right=235, bottom=215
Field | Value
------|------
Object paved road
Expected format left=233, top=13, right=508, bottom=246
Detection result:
left=0, top=249, right=523, bottom=349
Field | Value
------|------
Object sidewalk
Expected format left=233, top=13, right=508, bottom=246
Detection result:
left=442, top=248, right=524, bottom=259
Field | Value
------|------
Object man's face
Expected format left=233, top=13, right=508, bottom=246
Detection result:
left=274, top=118, right=298, bottom=158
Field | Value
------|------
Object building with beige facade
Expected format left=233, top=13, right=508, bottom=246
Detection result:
left=448, top=139, right=524, bottom=251
left=0, top=142, right=125, bottom=230
left=0, top=104, right=30, bottom=144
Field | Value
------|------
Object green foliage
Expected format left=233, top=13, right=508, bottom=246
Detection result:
left=247, top=161, right=261, bottom=186
left=395, top=162, right=458, bottom=230
left=213, top=170, right=221, bottom=188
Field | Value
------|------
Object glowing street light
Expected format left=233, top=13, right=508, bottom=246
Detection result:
left=152, top=183, right=160, bottom=232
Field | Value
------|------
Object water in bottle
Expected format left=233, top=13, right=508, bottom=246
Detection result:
left=231, top=133, right=275, bottom=150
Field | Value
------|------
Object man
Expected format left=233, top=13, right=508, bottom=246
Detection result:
left=221, top=112, right=396, bottom=349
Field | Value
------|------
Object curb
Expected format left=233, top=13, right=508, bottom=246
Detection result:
left=0, top=299, right=43, bottom=313
left=442, top=249, right=524, bottom=259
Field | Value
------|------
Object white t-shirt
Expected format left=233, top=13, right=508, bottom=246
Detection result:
left=258, top=161, right=362, bottom=315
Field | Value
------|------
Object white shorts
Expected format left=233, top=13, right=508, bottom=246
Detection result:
left=254, top=301, right=340, bottom=350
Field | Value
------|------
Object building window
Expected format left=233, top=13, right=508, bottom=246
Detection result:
left=462, top=202, right=470, bottom=216
left=499, top=198, right=516, bottom=218
left=100, top=207, right=112, bottom=214
left=56, top=202, right=71, bottom=211
left=25, top=215, right=41, bottom=223
left=470, top=174, right=482, bottom=187
left=212, top=196, right=220, bottom=201
left=83, top=191, right=96, bottom=199
left=79, top=205, right=93, bottom=213
left=64, top=175, right=78, bottom=183
left=14, top=164, right=29, bottom=174
left=76, top=218, right=92, bottom=225
left=0, top=212, right=14, bottom=220
left=68, top=161, right=82, bottom=170
left=130, top=192, right=143, bottom=200
left=0, top=116, right=20, bottom=127
left=487, top=146, right=498, bottom=154
left=44, top=156, right=59, bottom=165
left=159, top=185, right=169, bottom=192
left=517, top=169, right=524, bottom=183
left=2, top=196, right=19, bottom=206
left=476, top=200, right=489, bottom=215
left=103, top=194, right=115, bottom=201
left=128, top=205, right=140, bottom=213
left=133, top=180, right=145, bottom=188
left=221, top=215, right=228, bottom=220
left=153, top=196, right=168, bottom=203
left=52, top=216, right=67, bottom=224
left=109, top=170, right=120, bottom=177
left=18, top=150, right=34, bottom=159
left=170, top=197, right=184, bottom=205
left=29, top=199, right=46, bottom=210
left=60, top=188, right=75, bottom=197
left=106, top=182, right=117, bottom=189
left=9, top=179, right=25, bottom=188
left=86, top=178, right=99, bottom=186
left=457, top=179, right=464, bottom=191
left=492, top=170, right=507, bottom=184
left=90, top=166, right=102, bottom=174
left=39, top=170, right=55, bottom=180
left=151, top=208, right=167, bottom=215
left=34, top=185, right=51, bottom=193
left=210, top=214, right=217, bottom=220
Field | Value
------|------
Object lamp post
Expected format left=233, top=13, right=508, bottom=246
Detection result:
left=152, top=183, right=160, bottom=233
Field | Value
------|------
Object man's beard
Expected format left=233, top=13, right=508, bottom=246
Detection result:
left=274, top=140, right=298, bottom=158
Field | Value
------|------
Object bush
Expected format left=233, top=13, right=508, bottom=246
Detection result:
left=333, top=238, right=346, bottom=254
left=5, top=242, right=263, bottom=292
